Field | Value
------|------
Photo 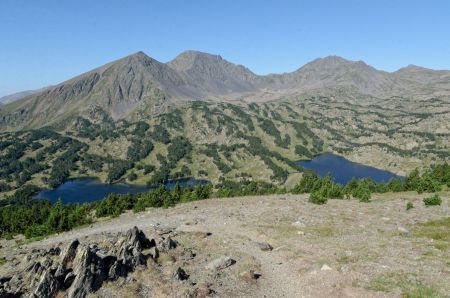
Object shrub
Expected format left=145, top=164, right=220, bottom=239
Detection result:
left=406, top=202, right=414, bottom=210
left=352, top=184, right=371, bottom=202
left=308, top=191, right=327, bottom=205
left=128, top=172, right=137, bottom=181
left=292, top=171, right=319, bottom=194
left=423, top=194, right=442, bottom=206
left=416, top=174, right=441, bottom=194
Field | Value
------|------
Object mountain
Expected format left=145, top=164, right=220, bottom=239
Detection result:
left=0, top=52, right=184, bottom=129
left=1, top=51, right=449, bottom=130
left=284, top=56, right=404, bottom=95
left=167, top=50, right=262, bottom=96
left=0, top=87, right=50, bottom=105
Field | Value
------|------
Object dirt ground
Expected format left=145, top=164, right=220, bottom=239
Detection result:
left=1, top=191, right=449, bottom=297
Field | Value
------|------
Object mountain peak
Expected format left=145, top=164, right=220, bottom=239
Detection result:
left=303, top=55, right=372, bottom=69
left=167, top=50, right=225, bottom=72
left=396, top=64, right=429, bottom=73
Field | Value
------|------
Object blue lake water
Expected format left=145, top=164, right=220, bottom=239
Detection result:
left=298, top=153, right=403, bottom=185
left=34, top=178, right=209, bottom=204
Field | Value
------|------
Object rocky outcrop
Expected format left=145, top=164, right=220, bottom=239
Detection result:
left=0, top=227, right=159, bottom=298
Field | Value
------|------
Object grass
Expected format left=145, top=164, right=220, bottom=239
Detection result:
left=304, top=225, right=337, bottom=237
left=336, top=254, right=358, bottom=264
left=412, top=217, right=450, bottom=242
left=15, top=235, right=46, bottom=247
left=255, top=223, right=299, bottom=241
left=0, top=256, right=6, bottom=266
left=367, top=272, right=443, bottom=298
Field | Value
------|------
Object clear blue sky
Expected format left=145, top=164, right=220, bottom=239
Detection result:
left=1, top=0, right=449, bottom=97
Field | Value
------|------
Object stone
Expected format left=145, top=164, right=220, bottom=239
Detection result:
left=255, top=242, right=273, bottom=251
left=160, top=236, right=178, bottom=251
left=126, top=226, right=155, bottom=250
left=398, top=226, right=410, bottom=236
left=33, top=271, right=59, bottom=298
left=239, top=270, right=261, bottom=281
left=173, top=267, right=189, bottom=281
left=292, top=221, right=306, bottom=228
left=205, top=256, right=236, bottom=270
left=48, top=247, right=61, bottom=256
left=321, top=264, right=332, bottom=271
left=61, top=239, right=80, bottom=268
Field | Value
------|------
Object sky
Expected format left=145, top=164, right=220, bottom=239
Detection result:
left=1, top=0, right=449, bottom=97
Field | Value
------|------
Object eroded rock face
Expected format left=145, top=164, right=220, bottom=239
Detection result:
left=0, top=227, right=156, bottom=298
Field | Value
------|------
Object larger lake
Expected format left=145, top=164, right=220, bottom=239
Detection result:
left=34, top=178, right=209, bottom=204
left=298, top=153, right=403, bottom=185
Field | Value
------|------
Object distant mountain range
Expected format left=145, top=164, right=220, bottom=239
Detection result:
left=1, top=50, right=449, bottom=129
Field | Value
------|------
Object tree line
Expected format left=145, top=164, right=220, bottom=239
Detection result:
left=0, top=162, right=447, bottom=240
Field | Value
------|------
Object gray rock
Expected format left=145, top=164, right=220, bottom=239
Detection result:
left=0, top=227, right=156, bottom=298
left=33, top=271, right=59, bottom=298
left=256, top=242, right=273, bottom=251
left=398, top=226, right=410, bottom=236
left=126, top=226, right=155, bottom=250
left=205, top=256, right=236, bottom=270
left=160, top=236, right=178, bottom=251
left=61, top=239, right=80, bottom=267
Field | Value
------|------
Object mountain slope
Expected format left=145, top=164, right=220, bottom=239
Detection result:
left=167, top=50, right=262, bottom=97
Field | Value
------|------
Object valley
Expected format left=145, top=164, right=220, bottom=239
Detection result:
left=1, top=89, right=449, bottom=195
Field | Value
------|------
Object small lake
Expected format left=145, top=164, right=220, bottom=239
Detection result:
left=298, top=153, right=403, bottom=185
left=34, top=178, right=209, bottom=204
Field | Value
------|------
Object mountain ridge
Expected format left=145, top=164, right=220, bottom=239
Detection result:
left=1, top=50, right=450, bottom=130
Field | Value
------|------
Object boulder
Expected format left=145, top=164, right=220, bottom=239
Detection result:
left=205, top=257, right=236, bottom=270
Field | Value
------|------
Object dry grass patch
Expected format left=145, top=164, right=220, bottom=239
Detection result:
left=412, top=217, right=450, bottom=251
left=366, top=272, right=443, bottom=298
left=304, top=225, right=338, bottom=237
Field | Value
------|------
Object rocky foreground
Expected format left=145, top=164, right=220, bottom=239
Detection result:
left=0, top=191, right=449, bottom=297
left=0, top=226, right=231, bottom=298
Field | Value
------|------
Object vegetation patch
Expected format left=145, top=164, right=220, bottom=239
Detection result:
left=412, top=217, right=450, bottom=243
left=366, top=272, right=442, bottom=298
